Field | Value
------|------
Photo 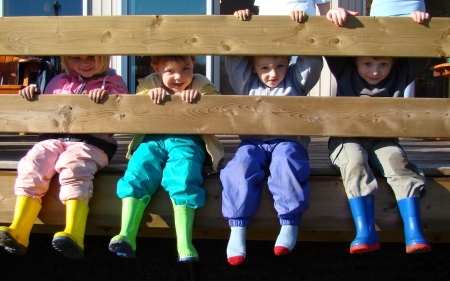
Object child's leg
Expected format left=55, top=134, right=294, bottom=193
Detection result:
left=110, top=137, right=166, bottom=258
left=109, top=196, right=150, bottom=258
left=52, top=142, right=108, bottom=259
left=348, top=195, right=380, bottom=253
left=15, top=140, right=62, bottom=199
left=52, top=200, right=89, bottom=259
left=369, top=139, right=430, bottom=253
left=397, top=197, right=431, bottom=253
left=220, top=140, right=268, bottom=265
left=268, top=140, right=309, bottom=255
left=0, top=196, right=41, bottom=255
left=329, top=137, right=379, bottom=254
left=0, top=140, right=62, bottom=255
left=227, top=226, right=247, bottom=265
left=162, top=135, right=206, bottom=263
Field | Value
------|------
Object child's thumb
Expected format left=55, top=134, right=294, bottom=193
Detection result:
left=347, top=11, right=359, bottom=16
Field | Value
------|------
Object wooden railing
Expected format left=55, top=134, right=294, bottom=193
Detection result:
left=0, top=15, right=449, bottom=242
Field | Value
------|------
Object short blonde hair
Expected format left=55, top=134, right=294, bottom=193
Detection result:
left=150, top=56, right=196, bottom=68
left=61, top=55, right=110, bottom=76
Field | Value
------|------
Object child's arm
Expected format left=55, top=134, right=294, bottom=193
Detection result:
left=18, top=85, right=40, bottom=101
left=410, top=11, right=429, bottom=23
left=326, top=8, right=359, bottom=27
left=178, top=89, right=200, bottom=103
left=225, top=56, right=254, bottom=95
left=85, top=89, right=108, bottom=103
left=148, top=88, right=168, bottom=104
left=291, top=56, right=324, bottom=95
left=234, top=9, right=252, bottom=21
left=290, top=10, right=307, bottom=23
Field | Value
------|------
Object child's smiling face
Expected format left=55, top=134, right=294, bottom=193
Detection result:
left=153, top=56, right=195, bottom=93
left=252, top=56, right=289, bottom=88
left=69, top=56, right=100, bottom=78
left=355, top=57, right=394, bottom=85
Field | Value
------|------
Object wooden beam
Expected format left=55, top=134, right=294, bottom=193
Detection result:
left=1, top=95, right=450, bottom=138
left=0, top=15, right=448, bottom=57
left=1, top=171, right=449, bottom=237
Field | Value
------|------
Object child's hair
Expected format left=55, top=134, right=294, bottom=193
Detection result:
left=61, top=55, right=110, bottom=76
left=354, top=57, right=397, bottom=64
left=249, top=56, right=292, bottom=65
left=150, top=56, right=196, bottom=67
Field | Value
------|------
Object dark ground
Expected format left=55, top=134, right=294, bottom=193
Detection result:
left=1, top=234, right=449, bottom=281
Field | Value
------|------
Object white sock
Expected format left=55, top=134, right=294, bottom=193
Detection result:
left=275, top=225, right=298, bottom=251
left=227, top=226, right=246, bottom=259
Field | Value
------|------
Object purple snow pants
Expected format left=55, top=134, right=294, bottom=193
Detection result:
left=221, top=139, right=310, bottom=227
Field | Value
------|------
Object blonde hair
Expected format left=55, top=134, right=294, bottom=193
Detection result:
left=150, top=56, right=196, bottom=68
left=61, top=55, right=110, bottom=76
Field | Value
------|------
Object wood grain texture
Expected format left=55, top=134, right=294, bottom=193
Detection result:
left=0, top=171, right=449, bottom=239
left=1, top=95, right=450, bottom=138
left=0, top=15, right=448, bottom=57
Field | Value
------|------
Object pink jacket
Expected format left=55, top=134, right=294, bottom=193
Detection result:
left=42, top=68, right=128, bottom=148
left=45, top=68, right=128, bottom=95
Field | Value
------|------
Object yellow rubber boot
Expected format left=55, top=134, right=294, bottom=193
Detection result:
left=52, top=200, right=89, bottom=259
left=0, top=196, right=41, bottom=255
left=172, top=199, right=199, bottom=263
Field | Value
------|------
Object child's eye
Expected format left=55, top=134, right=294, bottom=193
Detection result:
left=380, top=63, right=388, bottom=67
left=364, top=62, right=371, bottom=66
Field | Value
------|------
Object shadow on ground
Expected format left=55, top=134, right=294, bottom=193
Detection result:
left=1, top=234, right=449, bottom=281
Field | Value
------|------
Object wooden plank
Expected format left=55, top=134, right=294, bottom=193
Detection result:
left=1, top=136, right=450, bottom=177
left=0, top=15, right=449, bottom=57
left=1, top=171, right=449, bottom=234
left=1, top=95, right=450, bottom=138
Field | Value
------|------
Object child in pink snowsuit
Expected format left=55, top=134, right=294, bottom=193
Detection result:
left=0, top=55, right=128, bottom=259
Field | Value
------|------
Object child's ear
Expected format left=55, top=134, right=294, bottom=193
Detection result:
left=151, top=63, right=159, bottom=73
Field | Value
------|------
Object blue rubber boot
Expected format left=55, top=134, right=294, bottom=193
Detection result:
left=397, top=197, right=431, bottom=254
left=348, top=195, right=380, bottom=254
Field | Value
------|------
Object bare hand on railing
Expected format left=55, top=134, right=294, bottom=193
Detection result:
left=410, top=11, right=429, bottom=24
left=234, top=9, right=252, bottom=21
left=148, top=88, right=167, bottom=104
left=177, top=89, right=199, bottom=103
left=326, top=8, right=359, bottom=27
left=18, top=85, right=40, bottom=101
left=290, top=10, right=307, bottom=23
left=83, top=88, right=108, bottom=103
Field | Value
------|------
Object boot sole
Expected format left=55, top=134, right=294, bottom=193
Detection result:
left=350, top=242, right=380, bottom=254
left=406, top=244, right=432, bottom=254
left=108, top=240, right=136, bottom=258
left=52, top=236, right=83, bottom=259
left=0, top=230, right=27, bottom=255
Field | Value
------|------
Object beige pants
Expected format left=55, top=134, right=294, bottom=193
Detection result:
left=15, top=139, right=108, bottom=204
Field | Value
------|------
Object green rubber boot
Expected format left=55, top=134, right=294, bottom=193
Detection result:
left=0, top=196, right=41, bottom=255
left=109, top=196, right=150, bottom=258
left=172, top=199, right=199, bottom=263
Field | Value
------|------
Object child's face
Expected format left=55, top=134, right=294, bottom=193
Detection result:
left=68, top=56, right=100, bottom=78
left=252, top=56, right=289, bottom=88
left=355, top=57, right=394, bottom=85
left=153, top=57, right=195, bottom=93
